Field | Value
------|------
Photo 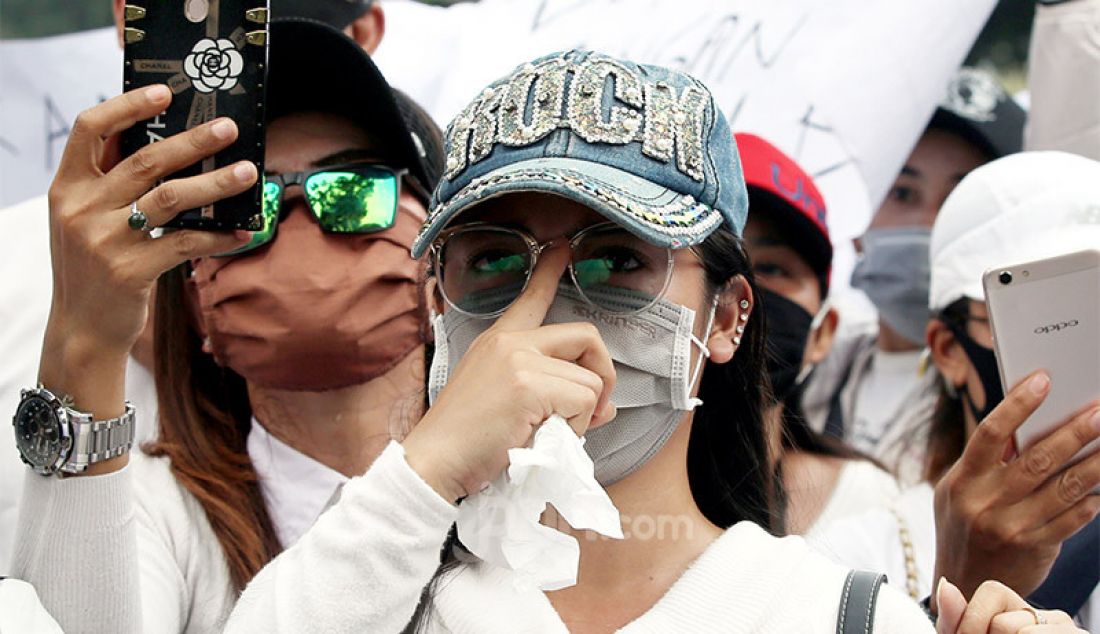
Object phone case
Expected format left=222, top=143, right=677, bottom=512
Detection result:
left=121, top=0, right=269, bottom=231
left=983, top=249, right=1100, bottom=472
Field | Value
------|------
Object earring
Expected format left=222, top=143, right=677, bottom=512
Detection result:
left=732, top=298, right=750, bottom=347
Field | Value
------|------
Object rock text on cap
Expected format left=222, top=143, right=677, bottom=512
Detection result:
left=443, top=53, right=710, bottom=183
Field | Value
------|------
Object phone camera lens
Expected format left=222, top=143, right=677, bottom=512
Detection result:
left=999, top=271, right=1013, bottom=285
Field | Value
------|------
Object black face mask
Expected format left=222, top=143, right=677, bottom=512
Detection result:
left=760, top=288, right=815, bottom=402
left=945, top=318, right=1005, bottom=422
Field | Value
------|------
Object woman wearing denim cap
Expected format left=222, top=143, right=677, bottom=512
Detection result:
left=399, top=48, right=917, bottom=633
left=410, top=50, right=1089, bottom=634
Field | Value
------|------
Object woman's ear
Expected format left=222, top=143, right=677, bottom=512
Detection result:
left=348, top=4, right=386, bottom=54
left=928, top=318, right=968, bottom=389
left=805, top=306, right=839, bottom=365
left=708, top=275, right=753, bottom=365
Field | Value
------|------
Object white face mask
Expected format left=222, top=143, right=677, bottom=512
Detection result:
left=428, top=284, right=716, bottom=485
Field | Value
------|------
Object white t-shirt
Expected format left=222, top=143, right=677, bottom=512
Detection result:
left=848, top=348, right=924, bottom=456
left=802, top=460, right=901, bottom=542
left=809, top=484, right=936, bottom=602
left=247, top=419, right=347, bottom=548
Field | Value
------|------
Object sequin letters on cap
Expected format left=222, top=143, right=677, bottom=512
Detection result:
left=442, top=52, right=709, bottom=183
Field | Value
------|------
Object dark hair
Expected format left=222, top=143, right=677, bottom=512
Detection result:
left=690, top=227, right=783, bottom=533
left=779, top=389, right=874, bottom=463
left=146, top=265, right=282, bottom=590
left=404, top=226, right=782, bottom=631
left=924, top=298, right=969, bottom=482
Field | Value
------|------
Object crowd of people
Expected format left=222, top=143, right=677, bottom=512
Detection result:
left=2, top=0, right=1100, bottom=632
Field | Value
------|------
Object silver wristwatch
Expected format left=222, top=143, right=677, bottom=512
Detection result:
left=13, top=386, right=136, bottom=476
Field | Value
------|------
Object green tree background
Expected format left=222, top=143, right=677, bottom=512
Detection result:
left=0, top=0, right=1035, bottom=90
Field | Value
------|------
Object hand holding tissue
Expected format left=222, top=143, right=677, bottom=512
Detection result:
left=456, top=415, right=623, bottom=591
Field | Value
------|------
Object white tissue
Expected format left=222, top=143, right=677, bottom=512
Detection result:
left=456, top=414, right=623, bottom=591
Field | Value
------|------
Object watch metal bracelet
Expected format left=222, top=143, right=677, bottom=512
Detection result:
left=63, top=402, right=137, bottom=474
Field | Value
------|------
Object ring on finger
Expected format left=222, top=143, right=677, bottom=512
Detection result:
left=1023, top=606, right=1048, bottom=625
left=128, top=201, right=154, bottom=232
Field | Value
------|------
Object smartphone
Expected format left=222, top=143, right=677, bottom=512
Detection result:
left=120, top=0, right=269, bottom=231
left=983, top=249, right=1100, bottom=473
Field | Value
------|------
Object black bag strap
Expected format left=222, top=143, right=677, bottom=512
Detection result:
left=836, top=570, right=887, bottom=634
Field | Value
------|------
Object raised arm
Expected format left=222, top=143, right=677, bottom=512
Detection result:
left=14, top=86, right=255, bottom=633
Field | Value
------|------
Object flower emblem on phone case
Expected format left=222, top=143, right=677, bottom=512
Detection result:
left=183, top=38, right=245, bottom=93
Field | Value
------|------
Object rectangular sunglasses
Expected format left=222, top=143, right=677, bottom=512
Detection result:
left=223, top=163, right=417, bottom=256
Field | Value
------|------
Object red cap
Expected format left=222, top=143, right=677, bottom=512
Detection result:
left=734, top=133, right=832, bottom=284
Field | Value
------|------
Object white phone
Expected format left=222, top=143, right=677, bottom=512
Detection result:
left=983, top=248, right=1100, bottom=471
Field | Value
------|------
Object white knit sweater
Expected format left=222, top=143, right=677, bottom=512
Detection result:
left=15, top=442, right=933, bottom=633
left=15, top=442, right=457, bottom=633
left=425, top=522, right=932, bottom=633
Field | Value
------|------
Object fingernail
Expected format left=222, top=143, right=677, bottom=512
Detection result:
left=1090, top=409, right=1100, bottom=433
left=602, top=402, right=617, bottom=422
left=233, top=162, right=255, bottom=182
left=211, top=119, right=235, bottom=140
left=234, top=230, right=253, bottom=241
left=934, top=577, right=951, bottom=634
left=1029, top=372, right=1051, bottom=396
left=146, top=85, right=170, bottom=103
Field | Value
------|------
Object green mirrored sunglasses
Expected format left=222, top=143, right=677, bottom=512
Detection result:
left=222, top=163, right=413, bottom=256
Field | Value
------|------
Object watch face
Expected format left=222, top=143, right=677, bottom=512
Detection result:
left=14, top=395, right=64, bottom=469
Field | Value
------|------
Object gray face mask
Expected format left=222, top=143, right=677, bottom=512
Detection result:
left=850, top=226, right=932, bottom=346
left=428, top=284, right=715, bottom=486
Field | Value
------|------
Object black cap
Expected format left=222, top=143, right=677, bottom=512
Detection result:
left=274, top=0, right=373, bottom=29
left=392, top=89, right=445, bottom=196
left=266, top=18, right=436, bottom=199
left=930, top=67, right=1025, bottom=160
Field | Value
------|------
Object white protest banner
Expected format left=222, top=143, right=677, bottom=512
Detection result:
left=375, top=0, right=997, bottom=295
left=0, top=28, right=120, bottom=208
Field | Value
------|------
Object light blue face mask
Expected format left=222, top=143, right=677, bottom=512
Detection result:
left=428, top=284, right=715, bottom=486
left=850, top=226, right=932, bottom=346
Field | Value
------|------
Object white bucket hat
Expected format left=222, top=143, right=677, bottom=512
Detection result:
left=929, top=151, right=1100, bottom=312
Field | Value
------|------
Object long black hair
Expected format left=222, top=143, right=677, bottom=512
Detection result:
left=404, top=225, right=782, bottom=631
left=690, top=226, right=783, bottom=533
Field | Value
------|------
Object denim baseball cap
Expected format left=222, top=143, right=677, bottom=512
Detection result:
left=410, top=50, right=748, bottom=258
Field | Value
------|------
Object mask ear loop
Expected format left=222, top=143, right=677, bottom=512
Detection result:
left=685, top=294, right=720, bottom=410
left=426, top=308, right=451, bottom=406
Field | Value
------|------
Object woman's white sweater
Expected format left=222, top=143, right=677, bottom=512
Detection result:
left=15, top=442, right=932, bottom=633
left=15, top=442, right=457, bottom=633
